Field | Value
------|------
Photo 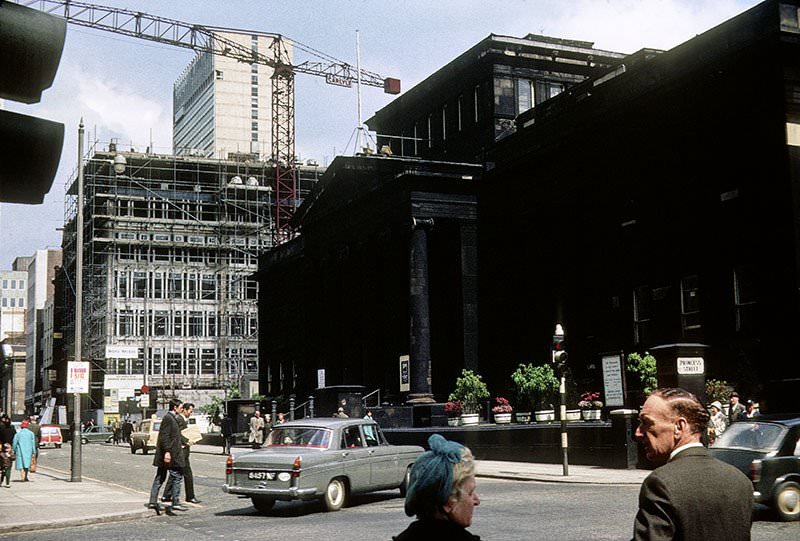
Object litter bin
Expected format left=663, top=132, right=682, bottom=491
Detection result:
left=610, top=409, right=639, bottom=469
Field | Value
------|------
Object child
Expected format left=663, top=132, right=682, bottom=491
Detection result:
left=0, top=443, right=14, bottom=487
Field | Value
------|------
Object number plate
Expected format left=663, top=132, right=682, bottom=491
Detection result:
left=248, top=471, right=276, bottom=480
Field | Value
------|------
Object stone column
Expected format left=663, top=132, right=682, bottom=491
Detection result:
left=407, top=218, right=435, bottom=403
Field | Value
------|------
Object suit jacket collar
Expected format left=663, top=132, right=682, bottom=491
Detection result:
left=668, top=444, right=708, bottom=462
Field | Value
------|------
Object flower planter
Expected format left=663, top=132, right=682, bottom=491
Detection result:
left=447, top=418, right=460, bottom=427
left=581, top=409, right=602, bottom=421
left=534, top=409, right=555, bottom=423
left=459, top=413, right=479, bottom=426
left=515, top=411, right=531, bottom=424
left=565, top=409, right=581, bottom=421
left=493, top=413, right=512, bottom=424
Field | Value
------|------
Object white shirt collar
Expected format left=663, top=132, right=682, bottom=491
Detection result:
left=669, top=441, right=704, bottom=461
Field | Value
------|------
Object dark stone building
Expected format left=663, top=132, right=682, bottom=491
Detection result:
left=258, top=0, right=800, bottom=409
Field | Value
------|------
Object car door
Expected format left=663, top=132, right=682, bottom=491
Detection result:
left=363, top=423, right=402, bottom=489
left=340, top=424, right=371, bottom=492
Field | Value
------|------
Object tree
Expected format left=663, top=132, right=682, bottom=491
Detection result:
left=626, top=352, right=658, bottom=396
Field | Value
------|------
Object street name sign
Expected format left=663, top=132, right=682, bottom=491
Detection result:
left=677, top=357, right=704, bottom=375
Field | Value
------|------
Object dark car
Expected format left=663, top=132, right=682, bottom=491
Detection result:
left=709, top=416, right=800, bottom=521
left=80, top=425, right=114, bottom=444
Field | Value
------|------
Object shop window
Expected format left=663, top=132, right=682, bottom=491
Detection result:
left=633, top=285, right=652, bottom=344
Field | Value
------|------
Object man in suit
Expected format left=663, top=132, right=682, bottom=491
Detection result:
left=147, top=399, right=187, bottom=514
left=163, top=402, right=200, bottom=504
left=632, top=387, right=752, bottom=541
left=728, top=391, right=746, bottom=425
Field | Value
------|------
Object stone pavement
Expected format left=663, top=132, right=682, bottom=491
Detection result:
left=0, top=443, right=650, bottom=535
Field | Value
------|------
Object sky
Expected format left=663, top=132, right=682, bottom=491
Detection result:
left=0, top=0, right=762, bottom=270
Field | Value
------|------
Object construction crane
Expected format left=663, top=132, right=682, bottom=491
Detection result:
left=17, top=0, right=401, bottom=243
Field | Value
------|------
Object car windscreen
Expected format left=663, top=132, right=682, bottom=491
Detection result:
left=265, top=427, right=332, bottom=449
left=713, top=421, right=786, bottom=452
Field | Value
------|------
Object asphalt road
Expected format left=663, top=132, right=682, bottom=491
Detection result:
left=11, top=444, right=799, bottom=540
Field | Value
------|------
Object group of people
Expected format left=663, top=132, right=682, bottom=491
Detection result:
left=0, top=414, right=40, bottom=485
left=247, top=410, right=288, bottom=449
left=395, top=387, right=753, bottom=541
left=147, top=399, right=201, bottom=515
left=708, top=391, right=760, bottom=443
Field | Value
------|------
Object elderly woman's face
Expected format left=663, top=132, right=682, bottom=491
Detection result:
left=444, top=475, right=479, bottom=528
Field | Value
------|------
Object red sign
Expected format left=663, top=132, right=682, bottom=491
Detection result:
left=141, top=385, right=150, bottom=394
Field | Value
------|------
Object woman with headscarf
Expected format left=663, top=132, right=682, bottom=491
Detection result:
left=394, top=434, right=481, bottom=540
left=12, top=419, right=36, bottom=482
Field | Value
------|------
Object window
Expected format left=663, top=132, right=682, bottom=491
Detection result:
left=427, top=114, right=432, bottom=148
left=201, top=348, right=216, bottom=374
left=517, top=79, right=533, bottom=114
left=342, top=426, right=364, bottom=448
left=680, top=275, right=701, bottom=331
left=208, top=313, right=217, bottom=337
left=9, top=298, right=15, bottom=307
left=117, top=310, right=134, bottom=336
left=251, top=75, right=258, bottom=85
left=734, top=266, right=757, bottom=332
left=535, top=80, right=564, bottom=105
left=441, top=105, right=447, bottom=141
left=413, top=123, right=418, bottom=155
left=10, top=280, right=15, bottom=289
left=133, top=272, right=147, bottom=298
left=251, top=86, right=258, bottom=96
left=189, top=311, right=203, bottom=337
left=457, top=95, right=463, bottom=132
left=2, top=280, right=7, bottom=289
left=18, top=298, right=23, bottom=308
left=174, top=311, right=183, bottom=337
left=633, top=285, right=652, bottom=344
left=215, top=70, right=223, bottom=80
left=494, top=77, right=515, bottom=115
left=18, top=279, right=24, bottom=289
left=187, top=273, right=198, bottom=299
left=230, top=315, right=245, bottom=336
left=154, top=311, right=168, bottom=336
left=1, top=298, right=6, bottom=307
left=167, top=353, right=182, bottom=375
left=473, top=84, right=479, bottom=122
left=201, top=274, right=216, bottom=300
left=152, top=272, right=163, bottom=299
left=168, top=273, right=183, bottom=299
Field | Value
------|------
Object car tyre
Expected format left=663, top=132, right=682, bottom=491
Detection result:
left=130, top=443, right=137, bottom=454
left=55, top=443, right=61, bottom=449
left=251, top=497, right=275, bottom=512
left=399, top=465, right=412, bottom=497
left=81, top=437, right=88, bottom=445
left=775, top=481, right=800, bottom=521
left=323, top=478, right=347, bottom=511
left=142, top=445, right=149, bottom=455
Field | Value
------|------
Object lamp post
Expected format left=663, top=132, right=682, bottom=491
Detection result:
left=71, top=120, right=85, bottom=482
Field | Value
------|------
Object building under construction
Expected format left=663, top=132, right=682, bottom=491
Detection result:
left=59, top=143, right=322, bottom=414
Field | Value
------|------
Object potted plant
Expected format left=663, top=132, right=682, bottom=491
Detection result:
left=578, top=391, right=604, bottom=421
left=444, top=401, right=463, bottom=426
left=448, top=369, right=490, bottom=426
left=491, top=397, right=513, bottom=424
left=511, top=363, right=559, bottom=423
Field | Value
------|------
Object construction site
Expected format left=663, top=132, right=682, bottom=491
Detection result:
left=59, top=142, right=323, bottom=414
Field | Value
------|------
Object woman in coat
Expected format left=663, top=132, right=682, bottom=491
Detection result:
left=12, top=420, right=36, bottom=482
left=394, top=434, right=481, bottom=540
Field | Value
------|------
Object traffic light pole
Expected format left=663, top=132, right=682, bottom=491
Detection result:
left=71, top=120, right=84, bottom=482
left=553, top=323, right=568, bottom=476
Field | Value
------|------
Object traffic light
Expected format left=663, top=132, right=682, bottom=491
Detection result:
left=552, top=332, right=568, bottom=369
left=0, top=2, right=67, bottom=204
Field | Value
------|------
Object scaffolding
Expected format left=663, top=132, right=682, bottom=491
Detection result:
left=61, top=141, right=322, bottom=404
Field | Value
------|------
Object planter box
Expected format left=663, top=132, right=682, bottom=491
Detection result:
left=447, top=417, right=460, bottom=426
left=565, top=409, right=581, bottom=421
left=515, top=412, right=531, bottom=423
left=534, top=409, right=555, bottom=422
left=493, top=413, right=512, bottom=424
left=460, top=413, right=479, bottom=426
left=582, top=409, right=602, bottom=421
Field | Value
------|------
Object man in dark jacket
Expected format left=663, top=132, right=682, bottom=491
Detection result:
left=0, top=415, right=16, bottom=447
left=221, top=412, right=233, bottom=455
left=163, top=402, right=200, bottom=504
left=147, top=399, right=186, bottom=514
left=632, top=388, right=752, bottom=541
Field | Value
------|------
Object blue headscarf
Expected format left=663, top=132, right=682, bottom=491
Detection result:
left=404, top=434, right=465, bottom=517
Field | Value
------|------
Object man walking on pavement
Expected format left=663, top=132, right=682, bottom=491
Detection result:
left=632, top=387, right=752, bottom=541
left=163, top=402, right=200, bottom=504
left=147, top=399, right=187, bottom=515
left=221, top=412, right=233, bottom=455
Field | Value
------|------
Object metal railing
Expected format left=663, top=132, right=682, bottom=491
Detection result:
left=362, top=388, right=381, bottom=409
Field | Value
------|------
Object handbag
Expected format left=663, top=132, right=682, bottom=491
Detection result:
left=30, top=453, right=37, bottom=473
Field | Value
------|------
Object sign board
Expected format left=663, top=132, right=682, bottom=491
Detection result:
left=66, top=361, right=90, bottom=394
left=325, top=73, right=352, bottom=88
left=105, top=344, right=139, bottom=359
left=601, top=354, right=625, bottom=407
left=399, top=355, right=410, bottom=392
left=317, top=369, right=326, bottom=389
left=677, top=357, right=704, bottom=375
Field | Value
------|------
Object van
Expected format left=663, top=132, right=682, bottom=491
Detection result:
left=130, top=418, right=159, bottom=455
left=39, top=424, right=63, bottom=448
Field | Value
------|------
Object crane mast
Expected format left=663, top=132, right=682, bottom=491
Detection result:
left=18, top=0, right=399, bottom=243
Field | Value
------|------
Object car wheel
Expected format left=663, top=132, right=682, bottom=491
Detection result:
left=142, top=445, right=149, bottom=455
left=323, top=478, right=347, bottom=511
left=130, top=443, right=137, bottom=454
left=55, top=443, right=61, bottom=449
left=81, top=437, right=88, bottom=445
left=774, top=481, right=800, bottom=521
left=399, top=465, right=412, bottom=497
left=251, top=497, right=275, bottom=512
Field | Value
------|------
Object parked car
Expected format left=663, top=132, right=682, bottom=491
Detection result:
left=709, top=416, right=800, bottom=521
left=39, top=424, right=63, bottom=448
left=80, top=425, right=114, bottom=444
left=222, top=418, right=423, bottom=513
left=130, top=417, right=160, bottom=454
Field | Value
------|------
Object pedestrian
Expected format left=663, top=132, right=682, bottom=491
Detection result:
left=112, top=420, right=121, bottom=445
left=0, top=415, right=16, bottom=447
left=163, top=403, right=201, bottom=505
left=12, top=419, right=36, bottom=482
left=728, top=391, right=745, bottom=424
left=632, top=387, right=752, bottom=541
left=249, top=410, right=265, bottom=449
left=276, top=412, right=286, bottom=424
left=147, top=399, right=187, bottom=515
left=333, top=407, right=349, bottom=418
left=745, top=400, right=760, bottom=419
left=394, top=434, right=480, bottom=540
left=1, top=442, right=14, bottom=487
left=122, top=418, right=133, bottom=444
left=221, top=412, right=233, bottom=455
left=707, top=401, right=727, bottom=444
left=363, top=410, right=373, bottom=421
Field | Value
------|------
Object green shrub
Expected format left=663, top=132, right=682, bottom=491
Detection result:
left=448, top=369, right=490, bottom=415
left=511, top=363, right=559, bottom=410
left=626, top=352, right=658, bottom=396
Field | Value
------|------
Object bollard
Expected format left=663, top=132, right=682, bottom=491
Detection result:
left=308, top=396, right=315, bottom=418
left=289, top=396, right=296, bottom=422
